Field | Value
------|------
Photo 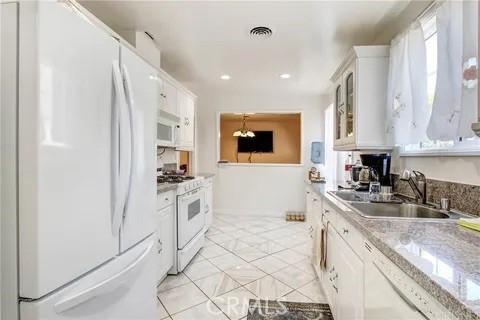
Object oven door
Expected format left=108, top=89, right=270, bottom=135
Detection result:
left=177, top=188, right=205, bottom=249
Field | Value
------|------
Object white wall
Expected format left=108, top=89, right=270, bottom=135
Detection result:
left=391, top=152, right=480, bottom=186
left=196, top=90, right=329, bottom=216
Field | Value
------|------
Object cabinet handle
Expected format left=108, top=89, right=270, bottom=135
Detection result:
left=165, top=197, right=169, bottom=201
left=343, top=228, right=349, bottom=234
left=324, top=209, right=329, bottom=213
left=313, top=199, right=318, bottom=202
left=333, top=284, right=338, bottom=293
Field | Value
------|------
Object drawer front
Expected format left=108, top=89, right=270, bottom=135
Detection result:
left=322, top=201, right=337, bottom=227
left=336, top=214, right=364, bottom=258
left=157, top=190, right=175, bottom=210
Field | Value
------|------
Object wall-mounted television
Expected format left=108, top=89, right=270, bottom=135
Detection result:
left=237, top=131, right=273, bottom=153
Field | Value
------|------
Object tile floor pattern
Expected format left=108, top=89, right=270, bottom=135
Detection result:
left=157, top=214, right=327, bottom=320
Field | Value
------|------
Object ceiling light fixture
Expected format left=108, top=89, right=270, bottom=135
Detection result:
left=280, top=73, right=291, bottom=79
left=233, top=114, right=255, bottom=138
left=220, top=74, right=231, bottom=80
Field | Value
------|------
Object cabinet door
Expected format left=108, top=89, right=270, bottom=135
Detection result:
left=343, top=62, right=356, bottom=145
left=334, top=77, right=345, bottom=145
left=325, top=229, right=339, bottom=319
left=177, top=91, right=195, bottom=150
left=156, top=75, right=167, bottom=112
left=336, top=236, right=364, bottom=320
left=182, top=94, right=195, bottom=147
left=310, top=196, right=322, bottom=243
left=163, top=79, right=178, bottom=115
left=305, top=189, right=313, bottom=220
left=205, top=182, right=213, bottom=229
left=312, top=221, right=322, bottom=274
left=157, top=205, right=174, bottom=282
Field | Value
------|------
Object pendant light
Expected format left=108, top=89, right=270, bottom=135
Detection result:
left=233, top=114, right=255, bottom=138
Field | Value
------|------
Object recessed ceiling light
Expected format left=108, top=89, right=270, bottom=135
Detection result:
left=220, top=74, right=231, bottom=80
left=280, top=73, right=291, bottom=79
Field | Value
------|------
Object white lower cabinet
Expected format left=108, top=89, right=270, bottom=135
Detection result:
left=318, top=198, right=364, bottom=320
left=335, top=233, right=364, bottom=320
left=156, top=204, right=174, bottom=283
left=204, top=178, right=213, bottom=230
left=316, top=195, right=455, bottom=320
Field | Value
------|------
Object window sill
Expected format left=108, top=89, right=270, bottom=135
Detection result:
left=217, top=162, right=303, bottom=167
left=399, top=149, right=480, bottom=157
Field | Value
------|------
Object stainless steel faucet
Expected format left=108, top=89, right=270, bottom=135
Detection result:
left=400, top=170, right=427, bottom=204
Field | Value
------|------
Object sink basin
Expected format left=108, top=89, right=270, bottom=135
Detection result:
left=329, top=191, right=370, bottom=202
left=348, top=202, right=450, bottom=219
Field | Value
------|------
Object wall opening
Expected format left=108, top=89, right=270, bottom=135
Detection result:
left=219, top=112, right=302, bottom=164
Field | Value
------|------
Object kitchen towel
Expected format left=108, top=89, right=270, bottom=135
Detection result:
left=457, top=218, right=480, bottom=232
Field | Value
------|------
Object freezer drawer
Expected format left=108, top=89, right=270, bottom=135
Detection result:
left=20, top=236, right=157, bottom=320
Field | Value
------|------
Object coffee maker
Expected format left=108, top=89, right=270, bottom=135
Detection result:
left=359, top=153, right=391, bottom=186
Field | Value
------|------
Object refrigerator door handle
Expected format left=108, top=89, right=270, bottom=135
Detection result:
left=111, top=61, right=132, bottom=236
left=53, top=240, right=154, bottom=314
left=120, top=64, right=135, bottom=218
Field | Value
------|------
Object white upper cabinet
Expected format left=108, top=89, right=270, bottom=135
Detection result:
left=157, top=77, right=178, bottom=116
left=176, top=90, right=195, bottom=150
left=331, top=46, right=391, bottom=151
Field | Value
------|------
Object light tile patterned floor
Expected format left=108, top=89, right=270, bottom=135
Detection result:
left=157, top=214, right=327, bottom=320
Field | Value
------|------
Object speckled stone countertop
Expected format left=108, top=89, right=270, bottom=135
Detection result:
left=157, top=183, right=178, bottom=193
left=307, top=181, right=480, bottom=320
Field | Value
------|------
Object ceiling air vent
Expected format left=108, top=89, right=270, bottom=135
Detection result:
left=249, top=26, right=273, bottom=39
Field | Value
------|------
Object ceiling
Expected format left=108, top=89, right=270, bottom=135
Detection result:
left=80, top=1, right=415, bottom=96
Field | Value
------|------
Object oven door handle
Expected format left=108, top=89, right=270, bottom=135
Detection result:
left=181, top=188, right=203, bottom=199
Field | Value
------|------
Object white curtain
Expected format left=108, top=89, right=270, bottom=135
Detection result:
left=426, top=0, right=465, bottom=140
left=386, top=22, right=429, bottom=145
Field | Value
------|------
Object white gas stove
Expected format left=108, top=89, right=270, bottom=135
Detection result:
left=156, top=172, right=206, bottom=273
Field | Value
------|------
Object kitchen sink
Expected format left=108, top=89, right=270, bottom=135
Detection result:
left=348, top=202, right=451, bottom=219
left=329, top=191, right=370, bottom=202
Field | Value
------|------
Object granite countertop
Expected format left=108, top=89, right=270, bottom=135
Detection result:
left=197, top=172, right=215, bottom=179
left=307, top=181, right=480, bottom=320
left=157, top=183, right=178, bottom=193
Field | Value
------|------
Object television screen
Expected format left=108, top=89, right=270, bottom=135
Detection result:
left=237, top=131, right=273, bottom=153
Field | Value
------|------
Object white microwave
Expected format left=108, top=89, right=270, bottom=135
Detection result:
left=157, top=110, right=180, bottom=147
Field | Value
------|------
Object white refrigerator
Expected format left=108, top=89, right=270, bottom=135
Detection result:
left=1, top=1, right=158, bottom=319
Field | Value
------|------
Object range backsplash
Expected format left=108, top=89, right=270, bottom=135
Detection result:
left=392, top=174, right=480, bottom=217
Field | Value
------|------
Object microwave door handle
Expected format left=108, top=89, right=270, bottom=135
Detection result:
left=372, top=261, right=429, bottom=320
left=111, top=61, right=130, bottom=236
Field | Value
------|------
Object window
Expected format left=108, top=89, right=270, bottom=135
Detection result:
left=218, top=112, right=302, bottom=165
left=402, top=9, right=480, bottom=156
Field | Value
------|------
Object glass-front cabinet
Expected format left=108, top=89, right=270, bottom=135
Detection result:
left=333, top=61, right=356, bottom=146
left=334, top=78, right=345, bottom=142
left=331, top=46, right=392, bottom=151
